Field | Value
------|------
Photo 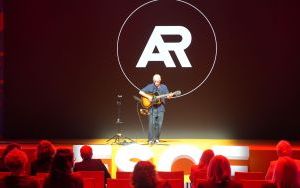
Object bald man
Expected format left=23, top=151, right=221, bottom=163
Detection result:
left=139, top=74, right=172, bottom=144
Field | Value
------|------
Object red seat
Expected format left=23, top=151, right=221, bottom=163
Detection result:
left=33, top=173, right=97, bottom=188
left=36, top=172, right=49, bottom=179
left=0, top=172, right=10, bottom=179
left=157, top=171, right=184, bottom=180
left=158, top=179, right=183, bottom=188
left=190, top=169, right=207, bottom=188
left=115, top=171, right=184, bottom=188
left=157, top=171, right=184, bottom=187
left=83, top=177, right=96, bottom=188
left=32, top=176, right=46, bottom=188
left=116, top=171, right=133, bottom=179
left=234, top=172, right=265, bottom=181
left=240, top=179, right=267, bottom=188
left=107, top=178, right=133, bottom=188
left=194, top=179, right=207, bottom=188
left=78, top=171, right=104, bottom=188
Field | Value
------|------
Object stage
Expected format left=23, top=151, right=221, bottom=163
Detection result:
left=2, top=139, right=300, bottom=183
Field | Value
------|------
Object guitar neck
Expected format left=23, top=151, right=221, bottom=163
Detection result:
left=155, top=93, right=171, bottom=99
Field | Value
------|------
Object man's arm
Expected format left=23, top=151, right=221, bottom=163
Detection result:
left=139, top=90, right=153, bottom=101
left=164, top=85, right=173, bottom=99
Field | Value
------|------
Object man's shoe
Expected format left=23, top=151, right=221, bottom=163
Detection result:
left=155, top=139, right=160, bottom=144
left=148, top=140, right=154, bottom=145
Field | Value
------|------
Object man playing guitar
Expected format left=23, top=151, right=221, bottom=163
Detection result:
left=139, top=74, right=173, bottom=144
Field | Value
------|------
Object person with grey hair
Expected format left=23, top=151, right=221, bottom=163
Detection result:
left=139, top=74, right=173, bottom=144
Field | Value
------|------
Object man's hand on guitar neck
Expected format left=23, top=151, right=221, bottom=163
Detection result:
left=167, top=92, right=174, bottom=99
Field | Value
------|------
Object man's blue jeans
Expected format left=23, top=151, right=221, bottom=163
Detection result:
left=148, top=109, right=164, bottom=141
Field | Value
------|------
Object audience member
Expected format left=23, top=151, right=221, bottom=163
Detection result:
left=265, top=140, right=300, bottom=180
left=197, top=155, right=242, bottom=188
left=132, top=161, right=157, bottom=188
left=0, top=148, right=39, bottom=188
left=73, top=145, right=111, bottom=184
left=43, top=148, right=83, bottom=188
left=30, top=140, right=55, bottom=175
left=0, top=143, right=21, bottom=172
left=263, top=156, right=300, bottom=188
left=190, top=149, right=215, bottom=187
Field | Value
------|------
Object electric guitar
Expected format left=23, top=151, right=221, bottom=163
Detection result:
left=140, top=90, right=181, bottom=109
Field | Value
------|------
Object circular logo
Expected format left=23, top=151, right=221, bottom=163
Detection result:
left=117, top=0, right=217, bottom=97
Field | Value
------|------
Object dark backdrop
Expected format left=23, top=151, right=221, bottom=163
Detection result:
left=3, top=0, right=300, bottom=139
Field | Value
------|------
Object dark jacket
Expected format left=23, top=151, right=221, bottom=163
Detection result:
left=30, top=159, right=52, bottom=176
left=73, top=159, right=111, bottom=183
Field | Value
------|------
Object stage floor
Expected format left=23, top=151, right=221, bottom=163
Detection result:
left=0, top=138, right=292, bottom=145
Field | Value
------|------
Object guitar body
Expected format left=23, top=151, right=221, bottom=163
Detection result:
left=140, top=92, right=161, bottom=108
left=139, top=90, right=181, bottom=109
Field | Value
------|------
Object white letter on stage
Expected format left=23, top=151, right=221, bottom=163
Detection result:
left=115, top=144, right=153, bottom=172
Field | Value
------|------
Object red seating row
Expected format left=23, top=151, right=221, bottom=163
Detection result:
left=1, top=171, right=268, bottom=188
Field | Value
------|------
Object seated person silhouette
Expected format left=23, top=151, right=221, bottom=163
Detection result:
left=73, top=145, right=111, bottom=184
left=265, top=140, right=300, bottom=180
left=1, top=148, right=39, bottom=188
left=30, top=140, right=56, bottom=175
left=197, top=155, right=242, bottom=188
left=0, top=143, right=21, bottom=172
left=43, top=148, right=83, bottom=188
left=262, top=156, right=300, bottom=188
left=190, top=149, right=215, bottom=187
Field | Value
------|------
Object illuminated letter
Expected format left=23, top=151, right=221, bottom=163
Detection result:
left=115, top=144, right=153, bottom=171
left=157, top=145, right=202, bottom=171
left=136, top=26, right=192, bottom=68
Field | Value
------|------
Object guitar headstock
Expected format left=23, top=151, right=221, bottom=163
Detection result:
left=172, top=90, right=181, bottom=96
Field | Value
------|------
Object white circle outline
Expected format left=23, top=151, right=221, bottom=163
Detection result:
left=117, top=0, right=218, bottom=98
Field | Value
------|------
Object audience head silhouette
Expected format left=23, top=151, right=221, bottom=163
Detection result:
left=44, top=148, right=83, bottom=188
left=207, top=155, right=231, bottom=183
left=199, top=149, right=215, bottom=167
left=2, top=149, right=39, bottom=188
left=132, top=161, right=157, bottom=188
left=2, top=143, right=21, bottom=159
left=4, top=148, right=27, bottom=174
left=36, top=140, right=55, bottom=161
left=51, top=148, right=74, bottom=176
left=276, top=140, right=292, bottom=157
left=80, top=145, right=93, bottom=160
